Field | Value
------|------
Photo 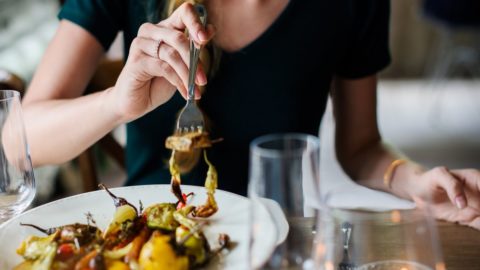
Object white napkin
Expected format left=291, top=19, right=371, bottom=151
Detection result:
left=322, top=183, right=415, bottom=211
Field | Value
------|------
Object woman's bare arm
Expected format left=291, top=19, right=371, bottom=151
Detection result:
left=23, top=20, right=121, bottom=166
left=333, top=75, right=480, bottom=229
left=23, top=3, right=215, bottom=167
left=332, top=75, right=420, bottom=199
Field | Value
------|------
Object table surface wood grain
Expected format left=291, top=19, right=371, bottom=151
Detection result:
left=436, top=221, right=480, bottom=270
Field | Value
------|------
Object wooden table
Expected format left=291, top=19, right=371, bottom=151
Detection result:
left=296, top=217, right=480, bottom=270
left=436, top=221, right=480, bottom=270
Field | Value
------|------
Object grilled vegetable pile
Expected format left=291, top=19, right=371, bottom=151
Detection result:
left=15, top=184, right=230, bottom=270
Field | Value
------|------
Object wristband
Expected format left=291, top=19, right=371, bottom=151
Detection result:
left=383, top=159, right=406, bottom=189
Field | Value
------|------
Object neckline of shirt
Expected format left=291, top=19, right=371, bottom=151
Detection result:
left=222, top=0, right=295, bottom=56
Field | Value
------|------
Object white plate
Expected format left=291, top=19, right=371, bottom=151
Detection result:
left=0, top=185, right=262, bottom=270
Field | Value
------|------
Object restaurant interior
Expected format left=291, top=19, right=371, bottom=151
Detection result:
left=0, top=0, right=479, bottom=269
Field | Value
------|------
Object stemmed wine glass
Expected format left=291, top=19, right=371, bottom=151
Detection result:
left=0, top=90, right=36, bottom=224
left=248, top=133, right=321, bottom=269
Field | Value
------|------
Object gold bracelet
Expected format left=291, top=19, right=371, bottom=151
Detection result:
left=383, top=159, right=407, bottom=189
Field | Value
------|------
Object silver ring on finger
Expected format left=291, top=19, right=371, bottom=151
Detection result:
left=154, top=40, right=162, bottom=59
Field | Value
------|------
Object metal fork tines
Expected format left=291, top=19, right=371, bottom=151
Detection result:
left=176, top=4, right=207, bottom=134
left=338, top=222, right=356, bottom=270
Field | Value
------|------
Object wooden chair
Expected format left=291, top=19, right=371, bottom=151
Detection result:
left=0, top=68, right=25, bottom=94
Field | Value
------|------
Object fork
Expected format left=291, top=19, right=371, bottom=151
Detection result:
left=175, top=4, right=207, bottom=134
left=338, top=222, right=356, bottom=270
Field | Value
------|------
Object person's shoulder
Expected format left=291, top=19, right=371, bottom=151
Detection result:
left=59, top=0, right=128, bottom=20
left=59, top=0, right=134, bottom=50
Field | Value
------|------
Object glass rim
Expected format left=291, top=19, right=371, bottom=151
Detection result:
left=250, top=133, right=320, bottom=158
left=0, top=90, right=20, bottom=102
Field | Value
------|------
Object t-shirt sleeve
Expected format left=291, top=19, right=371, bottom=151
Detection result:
left=58, top=0, right=125, bottom=51
left=335, top=1, right=391, bottom=79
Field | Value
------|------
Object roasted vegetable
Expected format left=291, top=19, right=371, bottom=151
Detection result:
left=74, top=250, right=106, bottom=270
left=105, top=260, right=130, bottom=270
left=169, top=150, right=186, bottom=204
left=20, top=223, right=102, bottom=246
left=138, top=231, right=189, bottom=270
left=16, top=232, right=58, bottom=270
left=15, top=181, right=229, bottom=270
left=17, top=232, right=58, bottom=261
left=173, top=205, right=197, bottom=231
left=165, top=132, right=212, bottom=152
left=124, top=228, right=151, bottom=263
left=175, top=226, right=208, bottom=265
left=194, top=151, right=218, bottom=217
left=99, top=184, right=138, bottom=239
left=144, top=203, right=178, bottom=230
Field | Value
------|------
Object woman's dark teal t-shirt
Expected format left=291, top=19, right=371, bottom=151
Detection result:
left=59, top=0, right=391, bottom=195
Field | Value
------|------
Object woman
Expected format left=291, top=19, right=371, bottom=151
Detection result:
left=23, top=0, right=480, bottom=229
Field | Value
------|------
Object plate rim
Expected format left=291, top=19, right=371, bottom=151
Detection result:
left=0, top=184, right=249, bottom=230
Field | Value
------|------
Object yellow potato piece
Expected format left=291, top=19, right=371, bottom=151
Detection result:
left=106, top=260, right=130, bottom=270
left=139, top=233, right=189, bottom=270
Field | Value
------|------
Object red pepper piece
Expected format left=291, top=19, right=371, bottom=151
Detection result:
left=176, top=192, right=195, bottom=210
left=56, top=243, right=74, bottom=260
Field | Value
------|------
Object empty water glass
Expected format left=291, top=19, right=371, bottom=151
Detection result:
left=0, top=90, right=35, bottom=224
left=248, top=133, right=321, bottom=269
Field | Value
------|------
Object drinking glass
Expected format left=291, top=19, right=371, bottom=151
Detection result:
left=0, top=90, right=35, bottom=224
left=248, top=133, right=321, bottom=269
left=312, top=206, right=445, bottom=270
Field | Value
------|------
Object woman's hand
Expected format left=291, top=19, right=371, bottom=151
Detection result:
left=110, top=3, right=215, bottom=122
left=408, top=167, right=480, bottom=229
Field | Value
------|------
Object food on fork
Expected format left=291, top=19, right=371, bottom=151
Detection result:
left=166, top=131, right=219, bottom=217
left=166, top=132, right=212, bottom=153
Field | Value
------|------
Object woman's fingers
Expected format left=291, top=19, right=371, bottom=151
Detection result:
left=431, top=166, right=468, bottom=209
left=451, top=169, right=480, bottom=211
left=132, top=51, right=188, bottom=99
left=158, top=44, right=191, bottom=90
left=130, top=37, right=207, bottom=94
left=195, top=59, right=207, bottom=86
left=133, top=37, right=190, bottom=90
left=130, top=3, right=216, bottom=101
left=452, top=169, right=480, bottom=193
left=135, top=26, right=209, bottom=87
left=137, top=23, right=190, bottom=65
left=159, top=2, right=213, bottom=44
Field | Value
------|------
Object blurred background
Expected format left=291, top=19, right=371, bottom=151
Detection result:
left=0, top=0, right=479, bottom=205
